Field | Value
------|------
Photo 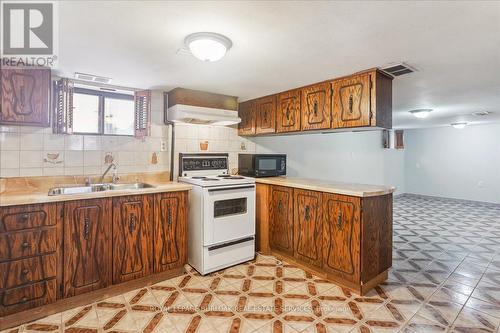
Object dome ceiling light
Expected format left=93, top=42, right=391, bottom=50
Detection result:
left=185, top=32, right=232, bottom=62
left=409, top=108, right=433, bottom=119
left=451, top=122, right=468, bottom=129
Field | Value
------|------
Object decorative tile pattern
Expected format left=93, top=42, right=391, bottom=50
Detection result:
left=2, top=194, right=500, bottom=333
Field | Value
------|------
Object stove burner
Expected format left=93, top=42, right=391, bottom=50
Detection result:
left=227, top=176, right=245, bottom=179
left=191, top=176, right=207, bottom=179
left=217, top=175, right=231, bottom=178
left=201, top=178, right=220, bottom=181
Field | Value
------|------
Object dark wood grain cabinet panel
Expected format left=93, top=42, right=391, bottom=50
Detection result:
left=255, top=95, right=277, bottom=134
left=277, top=90, right=301, bottom=133
left=153, top=192, right=188, bottom=272
left=269, top=186, right=294, bottom=256
left=1, top=67, right=51, bottom=126
left=322, top=193, right=361, bottom=284
left=112, top=195, right=153, bottom=284
left=332, top=73, right=371, bottom=128
left=238, top=100, right=256, bottom=136
left=0, top=254, right=57, bottom=290
left=301, top=82, right=332, bottom=131
left=293, top=189, right=322, bottom=268
left=0, top=203, right=57, bottom=232
left=0, top=229, right=57, bottom=262
left=0, top=279, right=56, bottom=316
left=332, top=71, right=392, bottom=129
left=63, top=199, right=112, bottom=297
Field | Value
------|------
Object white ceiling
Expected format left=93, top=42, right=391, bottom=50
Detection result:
left=56, top=1, right=500, bottom=129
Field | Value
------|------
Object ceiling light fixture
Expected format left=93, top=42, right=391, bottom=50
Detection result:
left=451, top=122, right=468, bottom=129
left=409, top=109, right=433, bottom=119
left=185, top=32, right=232, bottom=62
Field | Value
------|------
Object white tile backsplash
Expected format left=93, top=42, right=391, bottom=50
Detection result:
left=20, top=133, right=44, bottom=150
left=0, top=133, right=20, bottom=150
left=20, top=151, right=43, bottom=168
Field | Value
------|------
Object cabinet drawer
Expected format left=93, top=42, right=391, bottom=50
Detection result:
left=0, top=254, right=57, bottom=289
left=0, top=203, right=57, bottom=232
left=0, top=279, right=56, bottom=316
left=0, top=228, right=57, bottom=262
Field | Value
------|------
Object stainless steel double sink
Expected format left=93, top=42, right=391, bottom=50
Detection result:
left=48, top=182, right=155, bottom=196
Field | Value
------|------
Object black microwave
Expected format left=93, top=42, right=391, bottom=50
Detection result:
left=238, top=154, right=286, bottom=177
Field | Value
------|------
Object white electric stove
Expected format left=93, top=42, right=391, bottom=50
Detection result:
left=178, top=153, right=256, bottom=275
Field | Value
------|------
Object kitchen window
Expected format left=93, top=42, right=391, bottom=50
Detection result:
left=72, top=88, right=135, bottom=136
left=53, top=78, right=151, bottom=138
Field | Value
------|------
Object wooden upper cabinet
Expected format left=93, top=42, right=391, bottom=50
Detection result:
left=293, top=189, right=322, bottom=268
left=63, top=199, right=112, bottom=297
left=255, top=95, right=277, bottom=134
left=269, top=185, right=294, bottom=256
left=238, top=100, right=255, bottom=136
left=1, top=67, right=51, bottom=126
left=322, top=193, right=361, bottom=284
left=112, top=195, right=153, bottom=284
left=332, top=70, right=392, bottom=129
left=277, top=90, right=301, bottom=133
left=301, top=82, right=332, bottom=131
left=153, top=192, right=188, bottom=273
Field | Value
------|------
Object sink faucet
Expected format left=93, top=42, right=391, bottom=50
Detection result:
left=100, top=163, right=119, bottom=184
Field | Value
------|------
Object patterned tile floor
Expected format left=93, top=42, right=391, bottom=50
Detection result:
left=2, top=194, right=500, bottom=333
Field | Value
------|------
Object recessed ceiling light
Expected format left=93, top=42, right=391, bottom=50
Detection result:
left=185, top=32, right=232, bottom=62
left=451, top=122, right=468, bottom=129
left=409, top=109, right=433, bottom=119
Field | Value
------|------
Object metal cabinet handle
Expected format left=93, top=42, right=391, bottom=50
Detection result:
left=313, top=100, right=318, bottom=115
left=278, top=200, right=283, bottom=213
left=19, top=214, right=29, bottom=222
left=337, top=211, right=343, bottom=230
left=304, top=206, right=311, bottom=221
left=167, top=207, right=172, bottom=226
left=21, top=296, right=28, bottom=303
left=21, top=268, right=29, bottom=275
left=21, top=241, right=30, bottom=249
left=83, top=217, right=90, bottom=240
left=348, top=95, right=353, bottom=113
left=129, top=214, right=136, bottom=232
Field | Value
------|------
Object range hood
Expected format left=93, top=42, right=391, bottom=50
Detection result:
left=167, top=104, right=241, bottom=126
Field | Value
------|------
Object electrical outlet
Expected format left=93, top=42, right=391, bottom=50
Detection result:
left=160, top=140, right=167, bottom=152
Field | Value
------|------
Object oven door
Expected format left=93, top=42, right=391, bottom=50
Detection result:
left=203, top=184, right=255, bottom=246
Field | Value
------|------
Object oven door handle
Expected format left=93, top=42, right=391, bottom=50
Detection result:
left=208, top=185, right=255, bottom=192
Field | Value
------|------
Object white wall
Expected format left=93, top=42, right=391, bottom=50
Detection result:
left=404, top=124, right=500, bottom=204
left=251, top=131, right=405, bottom=194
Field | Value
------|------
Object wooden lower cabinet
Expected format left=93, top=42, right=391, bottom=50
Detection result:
left=153, top=192, right=188, bottom=272
left=112, top=195, right=153, bottom=284
left=257, top=183, right=392, bottom=295
left=269, top=185, right=294, bottom=256
left=322, top=193, right=361, bottom=284
left=0, top=203, right=61, bottom=316
left=293, top=189, right=322, bottom=268
left=63, top=198, right=112, bottom=297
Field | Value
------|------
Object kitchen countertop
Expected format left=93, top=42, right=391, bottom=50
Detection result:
left=0, top=172, right=192, bottom=207
left=255, top=177, right=395, bottom=197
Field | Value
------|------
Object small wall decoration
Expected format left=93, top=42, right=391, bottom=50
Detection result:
left=104, top=152, right=114, bottom=164
left=151, top=152, right=158, bottom=165
left=43, top=153, right=63, bottom=164
left=200, top=141, right=209, bottom=151
left=240, top=141, right=247, bottom=151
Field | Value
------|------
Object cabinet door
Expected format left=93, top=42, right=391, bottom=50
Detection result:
left=255, top=95, right=276, bottom=134
left=332, top=73, right=371, bottom=128
left=63, top=199, right=112, bottom=297
left=153, top=192, right=188, bottom=273
left=269, top=186, right=293, bottom=256
left=301, top=82, right=332, bottom=131
left=277, top=90, right=301, bottom=133
left=322, top=193, right=360, bottom=283
left=113, top=195, right=153, bottom=284
left=1, top=67, right=50, bottom=126
left=293, top=189, right=322, bottom=268
left=238, top=100, right=256, bottom=136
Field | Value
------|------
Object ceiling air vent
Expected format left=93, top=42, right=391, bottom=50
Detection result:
left=472, top=111, right=491, bottom=117
left=381, top=63, right=416, bottom=77
left=74, top=72, right=112, bottom=84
